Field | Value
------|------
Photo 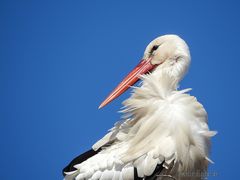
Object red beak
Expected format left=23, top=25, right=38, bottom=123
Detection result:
left=99, top=57, right=156, bottom=109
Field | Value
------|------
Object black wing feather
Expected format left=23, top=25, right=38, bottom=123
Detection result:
left=62, top=149, right=101, bottom=176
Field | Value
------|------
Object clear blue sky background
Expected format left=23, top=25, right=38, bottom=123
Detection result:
left=1, top=0, right=239, bottom=179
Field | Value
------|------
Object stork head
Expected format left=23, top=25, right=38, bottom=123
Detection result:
left=99, top=34, right=191, bottom=109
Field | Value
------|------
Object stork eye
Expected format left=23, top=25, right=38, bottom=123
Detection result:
left=150, top=45, right=159, bottom=54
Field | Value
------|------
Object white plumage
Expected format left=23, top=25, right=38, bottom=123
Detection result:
left=64, top=35, right=216, bottom=180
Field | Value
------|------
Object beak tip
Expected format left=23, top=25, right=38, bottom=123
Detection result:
left=98, top=102, right=106, bottom=109
left=99, top=96, right=113, bottom=109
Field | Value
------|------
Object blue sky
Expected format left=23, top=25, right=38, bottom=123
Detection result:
left=1, top=0, right=239, bottom=179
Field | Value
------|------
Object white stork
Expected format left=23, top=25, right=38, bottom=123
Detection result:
left=63, top=34, right=217, bottom=180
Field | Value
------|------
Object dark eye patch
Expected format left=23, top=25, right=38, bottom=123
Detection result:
left=150, top=45, right=159, bottom=54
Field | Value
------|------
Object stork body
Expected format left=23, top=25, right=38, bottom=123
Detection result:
left=63, top=35, right=216, bottom=180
